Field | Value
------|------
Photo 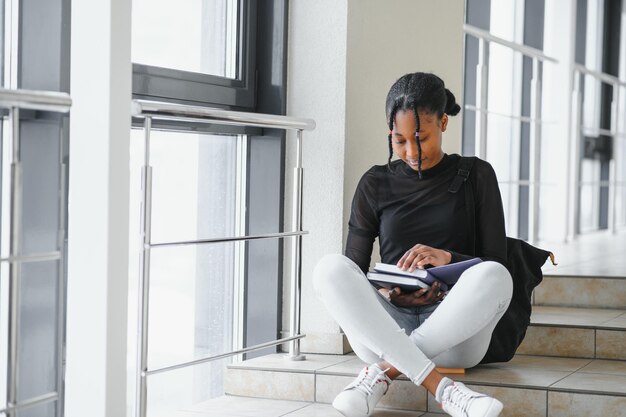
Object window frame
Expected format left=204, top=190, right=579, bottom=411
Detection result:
left=132, top=0, right=257, bottom=110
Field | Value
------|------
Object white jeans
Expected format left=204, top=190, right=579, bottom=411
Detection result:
left=312, top=254, right=512, bottom=385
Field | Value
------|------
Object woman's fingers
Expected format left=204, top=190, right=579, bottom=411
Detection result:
left=390, top=284, right=446, bottom=307
left=398, top=244, right=449, bottom=271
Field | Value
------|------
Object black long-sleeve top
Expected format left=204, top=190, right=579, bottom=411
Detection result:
left=345, top=154, right=507, bottom=274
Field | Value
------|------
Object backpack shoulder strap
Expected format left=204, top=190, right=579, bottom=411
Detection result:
left=449, top=156, right=477, bottom=255
left=448, top=156, right=475, bottom=193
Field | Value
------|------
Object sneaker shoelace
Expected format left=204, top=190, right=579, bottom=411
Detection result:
left=443, top=384, right=476, bottom=417
left=351, top=367, right=389, bottom=396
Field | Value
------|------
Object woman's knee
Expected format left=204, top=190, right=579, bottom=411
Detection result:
left=460, top=261, right=512, bottom=299
left=312, top=253, right=362, bottom=295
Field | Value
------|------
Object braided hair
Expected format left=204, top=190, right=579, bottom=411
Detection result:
left=385, top=72, right=461, bottom=179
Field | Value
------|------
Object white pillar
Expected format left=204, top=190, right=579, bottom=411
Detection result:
left=65, top=0, right=132, bottom=415
left=542, top=0, right=577, bottom=243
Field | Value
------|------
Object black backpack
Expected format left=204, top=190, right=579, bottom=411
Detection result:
left=448, top=156, right=555, bottom=363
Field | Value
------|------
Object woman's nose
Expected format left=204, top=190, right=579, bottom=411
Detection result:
left=406, top=140, right=418, bottom=159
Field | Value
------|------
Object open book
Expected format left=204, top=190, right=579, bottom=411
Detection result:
left=367, top=257, right=482, bottom=292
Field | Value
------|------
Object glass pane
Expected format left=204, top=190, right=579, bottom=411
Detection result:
left=496, top=183, right=517, bottom=237
left=485, top=113, right=524, bottom=183
left=132, top=0, right=239, bottom=78
left=21, top=120, right=62, bottom=254
left=128, top=129, right=240, bottom=411
left=617, top=138, right=626, bottom=228
left=616, top=184, right=626, bottom=229
left=579, top=183, right=606, bottom=233
left=147, top=357, right=231, bottom=414
left=145, top=243, right=235, bottom=371
left=16, top=401, right=55, bottom=417
left=131, top=130, right=240, bottom=244
left=581, top=74, right=603, bottom=131
left=18, top=260, right=59, bottom=404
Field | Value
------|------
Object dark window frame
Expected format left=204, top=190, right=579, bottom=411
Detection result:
left=132, top=0, right=258, bottom=110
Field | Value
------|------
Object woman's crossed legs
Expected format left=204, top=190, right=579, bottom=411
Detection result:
left=313, top=254, right=512, bottom=417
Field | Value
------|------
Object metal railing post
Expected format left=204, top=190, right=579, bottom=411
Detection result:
left=288, top=129, right=305, bottom=361
left=475, top=38, right=489, bottom=159
left=528, top=58, right=543, bottom=243
left=567, top=71, right=583, bottom=241
left=0, top=88, right=70, bottom=416
left=6, top=106, right=21, bottom=417
left=136, top=116, right=153, bottom=417
left=608, top=86, right=619, bottom=234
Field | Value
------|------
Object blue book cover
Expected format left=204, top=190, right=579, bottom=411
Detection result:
left=370, top=258, right=482, bottom=292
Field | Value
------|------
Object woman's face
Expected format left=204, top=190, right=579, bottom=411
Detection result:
left=391, top=109, right=447, bottom=172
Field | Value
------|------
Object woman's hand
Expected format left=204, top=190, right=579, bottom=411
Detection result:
left=397, top=244, right=452, bottom=272
left=387, top=284, right=445, bottom=307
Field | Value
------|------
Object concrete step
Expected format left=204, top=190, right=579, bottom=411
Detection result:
left=224, top=353, right=626, bottom=417
left=520, top=306, right=626, bottom=359
left=534, top=274, right=626, bottom=309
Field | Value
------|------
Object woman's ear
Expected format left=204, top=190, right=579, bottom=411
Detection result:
left=440, top=113, right=449, bottom=132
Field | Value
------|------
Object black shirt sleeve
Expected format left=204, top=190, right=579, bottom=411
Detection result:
left=344, top=170, right=379, bottom=274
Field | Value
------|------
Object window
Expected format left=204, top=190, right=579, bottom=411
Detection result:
left=463, top=0, right=549, bottom=241
left=132, top=0, right=257, bottom=109
left=574, top=0, right=624, bottom=234
left=132, top=0, right=239, bottom=78
left=129, top=0, right=288, bottom=413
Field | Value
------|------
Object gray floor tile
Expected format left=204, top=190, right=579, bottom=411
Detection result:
left=548, top=391, right=626, bottom=417
left=530, top=306, right=625, bottom=327
left=315, top=356, right=366, bottom=376
left=183, top=395, right=310, bottom=417
left=486, top=355, right=592, bottom=372
left=228, top=353, right=355, bottom=373
left=578, top=359, right=626, bottom=376
left=456, top=366, right=573, bottom=389
left=283, top=403, right=424, bottom=416
left=550, top=372, right=626, bottom=395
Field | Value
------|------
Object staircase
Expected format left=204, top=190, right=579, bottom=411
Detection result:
left=214, top=272, right=626, bottom=417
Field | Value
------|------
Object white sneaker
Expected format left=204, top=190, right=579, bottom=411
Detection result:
left=436, top=377, right=503, bottom=417
left=332, top=364, right=391, bottom=417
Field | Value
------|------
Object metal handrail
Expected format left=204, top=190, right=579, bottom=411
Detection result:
left=145, top=334, right=306, bottom=377
left=0, top=392, right=58, bottom=414
left=463, top=24, right=558, bottom=63
left=134, top=101, right=314, bottom=417
left=0, top=88, right=70, bottom=417
left=132, top=99, right=315, bottom=131
left=0, top=251, right=61, bottom=263
left=464, top=104, right=552, bottom=125
left=0, top=88, right=71, bottom=113
left=574, top=64, right=626, bottom=88
left=464, top=24, right=556, bottom=243
left=149, top=231, right=308, bottom=248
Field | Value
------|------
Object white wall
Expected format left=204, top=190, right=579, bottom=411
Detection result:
left=285, top=0, right=350, bottom=353
left=343, top=0, right=465, bottom=246
left=286, top=0, right=465, bottom=353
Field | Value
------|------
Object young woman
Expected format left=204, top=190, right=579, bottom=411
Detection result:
left=313, top=72, right=512, bottom=417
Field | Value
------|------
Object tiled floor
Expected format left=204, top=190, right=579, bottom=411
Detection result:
left=530, top=306, right=626, bottom=328
left=539, top=231, right=626, bottom=277
left=152, top=396, right=438, bottom=417
left=226, top=353, right=626, bottom=395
